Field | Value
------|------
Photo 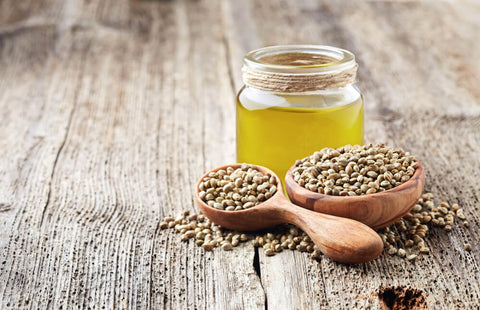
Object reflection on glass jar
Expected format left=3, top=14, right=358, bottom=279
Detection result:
left=236, top=45, right=364, bottom=181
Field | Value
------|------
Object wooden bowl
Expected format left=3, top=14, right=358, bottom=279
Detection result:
left=195, top=164, right=287, bottom=231
left=285, top=161, right=425, bottom=229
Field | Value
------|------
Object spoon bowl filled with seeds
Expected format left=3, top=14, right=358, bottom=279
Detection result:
left=285, top=144, right=426, bottom=229
left=195, top=163, right=384, bottom=264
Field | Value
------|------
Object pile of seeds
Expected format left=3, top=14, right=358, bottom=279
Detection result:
left=292, top=144, right=418, bottom=196
left=254, top=192, right=471, bottom=260
left=252, top=225, right=322, bottom=259
left=159, top=210, right=323, bottom=257
left=160, top=191, right=471, bottom=260
left=378, top=192, right=472, bottom=260
left=198, top=163, right=277, bottom=211
left=159, top=210, right=250, bottom=251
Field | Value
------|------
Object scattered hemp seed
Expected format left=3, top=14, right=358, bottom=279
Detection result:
left=387, top=247, right=397, bottom=255
left=265, top=248, right=275, bottom=256
left=160, top=211, right=251, bottom=251
left=378, top=192, right=472, bottom=260
left=456, top=209, right=466, bottom=220
left=407, top=254, right=418, bottom=261
left=160, top=209, right=325, bottom=259
left=252, top=225, right=318, bottom=257
left=198, top=163, right=277, bottom=211
left=397, top=248, right=407, bottom=258
left=160, top=190, right=471, bottom=259
left=221, top=242, right=233, bottom=251
left=292, top=143, right=418, bottom=196
left=162, top=189, right=472, bottom=259
left=311, top=250, right=322, bottom=259
left=419, top=247, right=430, bottom=254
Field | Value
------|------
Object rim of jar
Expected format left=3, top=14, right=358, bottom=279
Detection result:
left=243, top=45, right=356, bottom=74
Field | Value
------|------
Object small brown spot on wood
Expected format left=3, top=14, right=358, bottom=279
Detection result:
left=378, top=286, right=427, bottom=310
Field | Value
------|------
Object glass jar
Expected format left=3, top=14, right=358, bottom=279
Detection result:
left=236, top=45, right=364, bottom=180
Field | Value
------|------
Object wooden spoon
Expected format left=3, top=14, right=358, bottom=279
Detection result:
left=195, top=164, right=384, bottom=264
left=285, top=161, right=426, bottom=229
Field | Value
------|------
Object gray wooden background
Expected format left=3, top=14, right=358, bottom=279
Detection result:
left=1, top=0, right=479, bottom=309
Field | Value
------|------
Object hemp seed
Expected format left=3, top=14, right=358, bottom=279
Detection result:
left=198, top=164, right=277, bottom=211
left=407, top=254, right=418, bottom=261
left=379, top=193, right=472, bottom=259
left=221, top=242, right=233, bottom=251
left=292, top=144, right=418, bottom=196
left=265, top=248, right=275, bottom=256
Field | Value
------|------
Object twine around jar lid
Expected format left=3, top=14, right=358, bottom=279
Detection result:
left=242, top=45, right=358, bottom=93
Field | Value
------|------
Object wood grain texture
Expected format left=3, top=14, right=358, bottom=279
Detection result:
left=0, top=0, right=479, bottom=309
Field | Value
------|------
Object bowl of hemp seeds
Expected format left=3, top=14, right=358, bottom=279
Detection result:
left=285, top=143, right=425, bottom=229
left=194, top=163, right=286, bottom=231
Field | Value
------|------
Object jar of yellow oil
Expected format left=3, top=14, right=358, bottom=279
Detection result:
left=237, top=45, right=364, bottom=180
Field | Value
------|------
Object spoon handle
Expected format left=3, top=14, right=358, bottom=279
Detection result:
left=275, top=198, right=384, bottom=264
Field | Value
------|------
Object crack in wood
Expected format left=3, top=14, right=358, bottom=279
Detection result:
left=252, top=247, right=268, bottom=309
left=38, top=36, right=91, bottom=229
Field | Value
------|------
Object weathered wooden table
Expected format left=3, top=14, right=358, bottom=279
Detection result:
left=1, top=0, right=479, bottom=309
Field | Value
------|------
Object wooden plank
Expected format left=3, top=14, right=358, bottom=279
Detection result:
left=223, top=0, right=480, bottom=309
left=0, top=0, right=479, bottom=309
left=0, top=0, right=263, bottom=309
left=0, top=2, right=92, bottom=308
